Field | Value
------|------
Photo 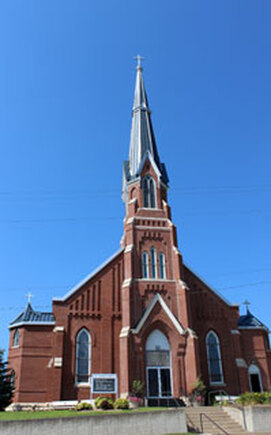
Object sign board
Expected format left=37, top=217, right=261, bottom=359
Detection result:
left=91, top=374, right=118, bottom=396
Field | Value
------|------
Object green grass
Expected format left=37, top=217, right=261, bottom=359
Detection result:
left=0, top=407, right=168, bottom=421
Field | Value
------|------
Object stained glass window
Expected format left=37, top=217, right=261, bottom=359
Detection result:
left=76, top=329, right=90, bottom=383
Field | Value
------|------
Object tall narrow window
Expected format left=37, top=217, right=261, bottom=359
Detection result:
left=206, top=331, right=223, bottom=384
left=13, top=329, right=19, bottom=347
left=206, top=331, right=224, bottom=384
left=159, top=252, right=166, bottom=279
left=142, top=251, right=149, bottom=278
left=150, top=247, right=157, bottom=279
left=150, top=178, right=156, bottom=208
left=76, top=328, right=91, bottom=384
left=143, top=176, right=156, bottom=208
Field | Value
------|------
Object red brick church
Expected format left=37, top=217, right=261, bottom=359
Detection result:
left=8, top=62, right=271, bottom=404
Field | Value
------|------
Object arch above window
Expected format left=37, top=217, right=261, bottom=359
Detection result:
left=76, top=328, right=91, bottom=384
left=206, top=331, right=224, bottom=384
left=143, top=176, right=156, bottom=208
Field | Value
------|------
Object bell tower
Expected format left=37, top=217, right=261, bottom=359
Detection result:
left=119, top=60, right=199, bottom=398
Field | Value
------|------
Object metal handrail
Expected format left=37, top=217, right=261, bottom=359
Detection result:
left=200, top=412, right=229, bottom=435
left=208, top=389, right=247, bottom=431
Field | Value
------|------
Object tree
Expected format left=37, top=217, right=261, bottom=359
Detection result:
left=0, top=350, right=13, bottom=411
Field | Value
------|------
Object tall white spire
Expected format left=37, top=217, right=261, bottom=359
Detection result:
left=127, top=60, right=167, bottom=183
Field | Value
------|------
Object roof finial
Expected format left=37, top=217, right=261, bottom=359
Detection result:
left=134, top=54, right=144, bottom=70
left=25, top=291, right=34, bottom=304
left=243, top=299, right=251, bottom=314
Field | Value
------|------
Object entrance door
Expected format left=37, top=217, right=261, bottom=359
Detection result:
left=250, top=374, right=261, bottom=392
left=145, top=330, right=172, bottom=398
left=248, top=364, right=263, bottom=393
left=147, top=368, right=172, bottom=398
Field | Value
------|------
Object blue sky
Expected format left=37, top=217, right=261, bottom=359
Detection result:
left=0, top=0, right=271, bottom=354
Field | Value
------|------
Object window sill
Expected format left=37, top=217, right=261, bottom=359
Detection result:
left=75, top=383, right=90, bottom=388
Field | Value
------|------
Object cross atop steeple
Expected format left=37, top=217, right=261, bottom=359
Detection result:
left=243, top=299, right=251, bottom=314
left=25, top=292, right=34, bottom=304
left=134, top=54, right=144, bottom=69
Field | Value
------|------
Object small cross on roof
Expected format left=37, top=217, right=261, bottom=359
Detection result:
left=25, top=292, right=34, bottom=304
left=134, top=54, right=144, bottom=69
left=243, top=299, right=251, bottom=313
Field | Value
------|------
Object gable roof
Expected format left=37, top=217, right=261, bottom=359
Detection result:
left=9, top=302, right=55, bottom=329
left=131, top=293, right=185, bottom=335
left=53, top=248, right=124, bottom=302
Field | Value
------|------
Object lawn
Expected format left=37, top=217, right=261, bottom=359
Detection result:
left=0, top=407, right=169, bottom=420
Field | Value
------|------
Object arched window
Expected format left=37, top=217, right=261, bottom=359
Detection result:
left=76, top=328, right=91, bottom=384
left=145, top=330, right=172, bottom=397
left=13, top=329, right=19, bottom=347
left=159, top=252, right=166, bottom=279
left=143, top=176, right=156, bottom=208
left=142, top=251, right=149, bottom=278
left=248, top=364, right=263, bottom=392
left=150, top=247, right=157, bottom=279
left=206, top=331, right=224, bottom=384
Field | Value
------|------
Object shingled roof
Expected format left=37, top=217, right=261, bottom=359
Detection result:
left=9, top=302, right=55, bottom=329
left=238, top=309, right=268, bottom=331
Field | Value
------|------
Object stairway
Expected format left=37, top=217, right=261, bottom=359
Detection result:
left=185, top=406, right=246, bottom=434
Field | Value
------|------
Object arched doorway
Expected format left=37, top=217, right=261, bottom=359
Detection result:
left=145, top=329, right=172, bottom=398
left=248, top=364, right=263, bottom=392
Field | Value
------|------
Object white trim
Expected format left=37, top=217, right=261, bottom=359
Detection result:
left=136, top=217, right=168, bottom=222
left=120, top=326, right=130, bottom=338
left=239, top=326, right=268, bottom=331
left=9, top=321, right=55, bottom=329
left=53, top=326, right=65, bottom=332
left=231, top=329, right=240, bottom=335
left=132, top=293, right=185, bottom=335
left=124, top=244, right=134, bottom=253
left=236, top=358, right=247, bottom=368
left=53, top=248, right=124, bottom=301
left=136, top=278, right=176, bottom=283
left=122, top=278, right=132, bottom=287
left=137, top=150, right=162, bottom=180
left=136, top=226, right=170, bottom=231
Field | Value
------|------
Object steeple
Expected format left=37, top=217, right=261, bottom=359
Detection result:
left=123, top=59, right=168, bottom=187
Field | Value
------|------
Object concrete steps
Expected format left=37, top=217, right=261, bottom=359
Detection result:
left=185, top=406, right=246, bottom=434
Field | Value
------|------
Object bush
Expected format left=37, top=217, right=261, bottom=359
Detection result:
left=236, top=392, right=271, bottom=406
left=114, top=398, right=129, bottom=410
left=75, top=402, right=93, bottom=411
left=131, top=380, right=144, bottom=398
left=95, top=396, right=114, bottom=410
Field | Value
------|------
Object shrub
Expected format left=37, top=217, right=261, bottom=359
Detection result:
left=131, top=380, right=144, bottom=398
left=95, top=397, right=114, bottom=410
left=236, top=392, right=271, bottom=406
left=114, top=398, right=129, bottom=410
left=75, top=402, right=93, bottom=411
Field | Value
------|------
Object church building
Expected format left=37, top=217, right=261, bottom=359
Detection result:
left=8, top=62, right=271, bottom=404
